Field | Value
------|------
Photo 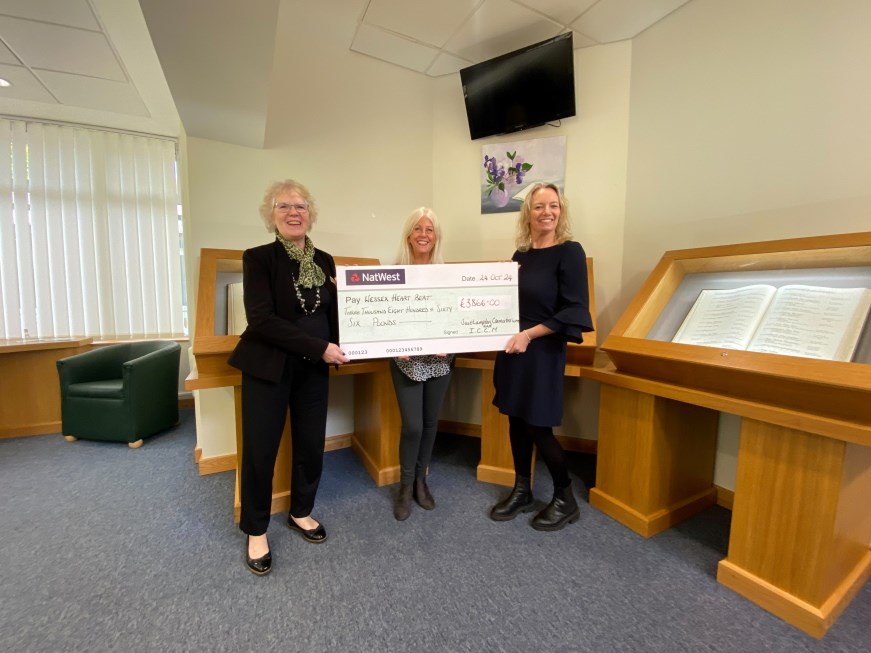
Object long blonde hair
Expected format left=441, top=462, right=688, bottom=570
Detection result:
left=515, top=182, right=572, bottom=251
left=396, top=207, right=444, bottom=264
left=258, top=179, right=319, bottom=233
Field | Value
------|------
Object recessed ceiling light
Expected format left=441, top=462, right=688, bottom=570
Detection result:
left=0, top=78, right=11, bottom=87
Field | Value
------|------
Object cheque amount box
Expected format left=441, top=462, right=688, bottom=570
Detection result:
left=336, top=262, right=519, bottom=359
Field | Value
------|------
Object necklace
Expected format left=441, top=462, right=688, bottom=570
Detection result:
left=292, top=274, right=322, bottom=315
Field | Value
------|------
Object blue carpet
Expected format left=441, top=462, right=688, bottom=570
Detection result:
left=0, top=409, right=868, bottom=652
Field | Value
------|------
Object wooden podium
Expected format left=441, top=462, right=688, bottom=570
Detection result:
left=186, top=248, right=401, bottom=522
left=589, top=232, right=871, bottom=638
left=456, top=257, right=598, bottom=486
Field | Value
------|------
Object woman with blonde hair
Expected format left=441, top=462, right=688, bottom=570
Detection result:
left=390, top=207, right=453, bottom=520
left=489, top=183, right=593, bottom=531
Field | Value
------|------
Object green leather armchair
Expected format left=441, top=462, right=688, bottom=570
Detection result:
left=57, top=341, right=181, bottom=448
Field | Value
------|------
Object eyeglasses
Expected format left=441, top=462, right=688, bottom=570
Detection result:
left=274, top=202, right=309, bottom=213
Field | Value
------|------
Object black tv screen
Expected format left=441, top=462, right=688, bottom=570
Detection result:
left=460, top=32, right=575, bottom=141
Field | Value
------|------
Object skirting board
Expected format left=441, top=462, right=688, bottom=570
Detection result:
left=196, top=433, right=353, bottom=476
left=438, top=420, right=599, bottom=455
left=717, top=550, right=871, bottom=639
left=0, top=421, right=62, bottom=438
left=716, top=485, right=734, bottom=510
left=590, top=486, right=718, bottom=538
left=556, top=434, right=598, bottom=454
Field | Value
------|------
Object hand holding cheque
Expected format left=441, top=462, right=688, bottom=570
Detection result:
left=336, top=262, right=519, bottom=359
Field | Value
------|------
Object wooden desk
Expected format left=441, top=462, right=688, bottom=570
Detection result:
left=578, top=352, right=871, bottom=638
left=0, top=337, right=92, bottom=438
left=455, top=337, right=598, bottom=487
left=191, top=249, right=599, bottom=490
left=451, top=255, right=599, bottom=485
left=189, top=248, right=400, bottom=517
left=453, top=355, right=512, bottom=485
left=187, top=359, right=400, bottom=521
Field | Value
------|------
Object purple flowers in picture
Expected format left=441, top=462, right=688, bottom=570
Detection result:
left=480, top=136, right=566, bottom=214
left=484, top=152, right=533, bottom=208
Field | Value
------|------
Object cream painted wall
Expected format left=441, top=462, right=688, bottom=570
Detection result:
left=623, top=0, right=871, bottom=489
left=433, top=42, right=632, bottom=336
left=185, top=1, right=434, bottom=292
left=192, top=380, right=354, bottom=460
left=431, top=42, right=633, bottom=438
left=184, top=2, right=434, bottom=459
left=623, top=0, right=871, bottom=303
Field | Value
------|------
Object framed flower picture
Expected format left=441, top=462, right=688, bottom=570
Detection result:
left=480, top=135, right=567, bottom=214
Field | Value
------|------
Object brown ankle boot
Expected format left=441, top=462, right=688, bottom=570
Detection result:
left=413, top=476, right=435, bottom=510
left=393, top=483, right=412, bottom=521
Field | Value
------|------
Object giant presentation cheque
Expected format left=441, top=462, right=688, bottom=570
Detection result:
left=336, top=262, right=519, bottom=360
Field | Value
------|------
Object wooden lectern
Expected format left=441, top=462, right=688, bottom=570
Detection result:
left=186, top=248, right=400, bottom=522
left=590, top=232, right=871, bottom=637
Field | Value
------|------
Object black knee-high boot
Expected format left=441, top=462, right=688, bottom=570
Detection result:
left=531, top=483, right=579, bottom=531
left=489, top=475, right=534, bottom=521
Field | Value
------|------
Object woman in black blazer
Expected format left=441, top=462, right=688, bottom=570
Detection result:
left=229, top=179, right=348, bottom=576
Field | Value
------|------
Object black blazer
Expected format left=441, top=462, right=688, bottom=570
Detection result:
left=228, top=240, right=339, bottom=383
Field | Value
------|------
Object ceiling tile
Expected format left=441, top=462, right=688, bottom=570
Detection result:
left=0, top=63, right=56, bottom=103
left=351, top=23, right=439, bottom=73
left=0, top=40, right=21, bottom=65
left=427, top=52, right=473, bottom=77
left=38, top=70, right=148, bottom=116
left=0, top=16, right=126, bottom=81
left=445, top=0, right=563, bottom=62
left=363, top=0, right=479, bottom=47
left=0, top=0, right=100, bottom=30
left=570, top=29, right=599, bottom=48
left=571, top=0, right=691, bottom=43
left=512, top=0, right=598, bottom=26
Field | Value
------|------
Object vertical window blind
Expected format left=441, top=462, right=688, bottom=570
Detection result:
left=0, top=118, right=186, bottom=340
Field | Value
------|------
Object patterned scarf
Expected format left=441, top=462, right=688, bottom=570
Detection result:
left=276, top=233, right=325, bottom=288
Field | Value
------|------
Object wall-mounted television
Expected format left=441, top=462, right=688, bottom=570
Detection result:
left=460, top=32, right=575, bottom=141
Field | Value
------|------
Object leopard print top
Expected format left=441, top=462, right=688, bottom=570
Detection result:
left=394, top=354, right=454, bottom=382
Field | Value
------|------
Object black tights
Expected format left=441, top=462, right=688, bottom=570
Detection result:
left=508, top=416, right=570, bottom=490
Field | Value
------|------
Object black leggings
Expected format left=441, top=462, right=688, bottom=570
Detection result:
left=390, top=361, right=452, bottom=485
left=508, top=416, right=570, bottom=490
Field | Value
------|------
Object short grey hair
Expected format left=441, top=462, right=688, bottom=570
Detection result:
left=258, top=179, right=319, bottom=233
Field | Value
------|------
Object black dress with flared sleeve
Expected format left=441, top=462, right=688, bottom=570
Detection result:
left=492, top=240, right=593, bottom=427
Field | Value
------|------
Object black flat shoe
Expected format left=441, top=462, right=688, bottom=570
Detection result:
left=287, top=517, right=328, bottom=543
left=245, top=536, right=272, bottom=576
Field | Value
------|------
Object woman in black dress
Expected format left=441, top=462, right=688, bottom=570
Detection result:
left=489, top=182, right=593, bottom=531
left=228, top=179, right=349, bottom=575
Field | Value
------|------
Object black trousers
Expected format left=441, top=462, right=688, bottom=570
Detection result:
left=239, top=356, right=329, bottom=536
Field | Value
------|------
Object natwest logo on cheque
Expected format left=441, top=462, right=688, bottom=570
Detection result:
left=345, top=268, right=406, bottom=285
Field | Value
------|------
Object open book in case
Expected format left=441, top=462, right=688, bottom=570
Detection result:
left=602, top=232, right=871, bottom=424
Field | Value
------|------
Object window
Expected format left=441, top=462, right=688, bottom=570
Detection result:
left=0, top=118, right=186, bottom=339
